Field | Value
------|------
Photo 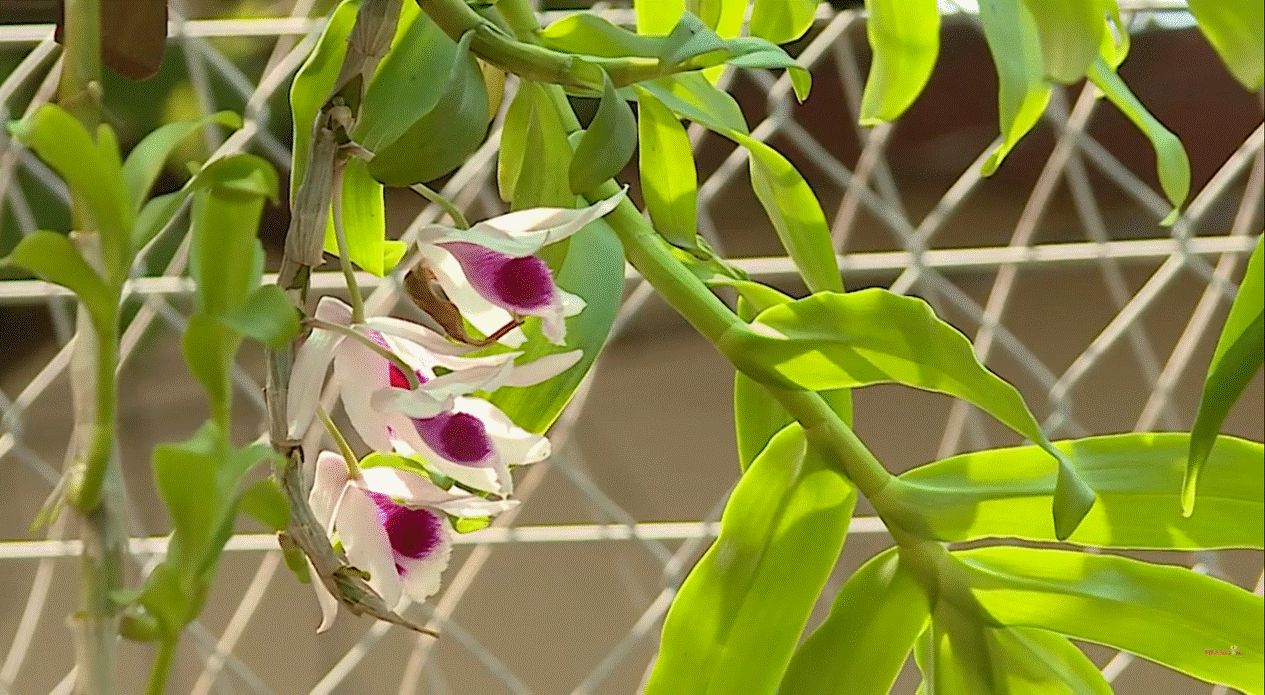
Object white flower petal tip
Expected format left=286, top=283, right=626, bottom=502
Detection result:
left=309, top=558, right=339, bottom=634
left=502, top=350, right=583, bottom=387
left=424, top=187, right=628, bottom=256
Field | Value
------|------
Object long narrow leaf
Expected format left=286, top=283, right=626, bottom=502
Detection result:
left=645, top=424, right=855, bottom=695
left=1186, top=235, right=1264, bottom=513
left=979, top=0, right=1051, bottom=175
left=860, top=0, right=940, bottom=124
left=1188, top=0, right=1264, bottom=91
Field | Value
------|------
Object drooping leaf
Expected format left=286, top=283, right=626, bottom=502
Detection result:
left=121, top=111, right=242, bottom=213
left=989, top=627, right=1113, bottom=694
left=645, top=424, right=855, bottom=695
left=1086, top=56, right=1190, bottom=225
left=1019, top=0, right=1109, bottom=83
left=636, top=88, right=699, bottom=251
left=1188, top=0, right=1264, bottom=91
left=9, top=104, right=132, bottom=285
left=237, top=478, right=289, bottom=532
left=750, top=0, right=818, bottom=45
left=656, top=12, right=812, bottom=99
left=1185, top=235, right=1264, bottom=514
left=541, top=12, right=664, bottom=59
left=221, top=285, right=300, bottom=349
left=915, top=602, right=999, bottom=695
left=742, top=289, right=1095, bottom=538
left=290, top=0, right=359, bottom=191
left=1, top=231, right=116, bottom=335
left=488, top=193, right=625, bottom=432
left=369, top=31, right=491, bottom=185
left=570, top=73, right=638, bottom=194
left=321, top=157, right=388, bottom=275
left=152, top=425, right=221, bottom=566
left=722, top=130, right=842, bottom=294
left=779, top=547, right=930, bottom=694
left=893, top=432, right=1263, bottom=550
left=632, top=73, right=749, bottom=134
left=979, top=0, right=1051, bottom=175
left=958, top=546, right=1264, bottom=694
left=859, top=0, right=940, bottom=125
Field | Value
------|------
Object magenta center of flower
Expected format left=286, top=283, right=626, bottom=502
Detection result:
left=492, top=256, right=554, bottom=310
left=412, top=411, right=492, bottom=464
left=367, top=491, right=445, bottom=563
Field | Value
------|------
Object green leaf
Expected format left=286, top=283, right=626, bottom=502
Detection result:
left=1086, top=56, right=1190, bottom=225
left=749, top=0, right=818, bottom=45
left=645, top=424, right=856, bottom=695
left=540, top=12, right=665, bottom=59
left=632, top=73, right=750, bottom=134
left=152, top=425, right=221, bottom=563
left=321, top=157, right=387, bottom=275
left=859, top=0, right=940, bottom=125
left=1187, top=0, right=1264, bottom=90
left=498, top=75, right=533, bottom=203
left=721, top=130, right=842, bottom=294
left=505, top=81, right=575, bottom=210
left=181, top=314, right=241, bottom=422
left=916, top=602, right=999, bottom=695
left=636, top=88, right=699, bottom=251
left=743, top=289, right=1095, bottom=538
left=368, top=30, right=490, bottom=185
left=1, top=231, right=116, bottom=335
left=570, top=73, right=638, bottom=194
left=221, top=285, right=299, bottom=349
left=237, top=477, right=289, bottom=532
left=1186, top=235, right=1264, bottom=514
left=958, top=546, right=1264, bottom=693
left=989, top=627, right=1113, bottom=694
left=1019, top=0, right=1108, bottom=83
left=488, top=209, right=624, bottom=432
left=189, top=161, right=271, bottom=317
left=659, top=11, right=728, bottom=68
left=657, top=12, right=812, bottom=100
left=354, top=3, right=452, bottom=153
left=779, top=547, right=931, bottom=694
left=290, top=0, right=358, bottom=193
left=894, top=432, right=1263, bottom=549
left=979, top=0, right=1052, bottom=175
left=9, top=104, right=133, bottom=285
left=121, top=111, right=242, bottom=213
left=133, top=190, right=188, bottom=250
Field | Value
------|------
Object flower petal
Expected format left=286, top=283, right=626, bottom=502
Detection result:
left=389, top=428, right=502, bottom=495
left=441, top=242, right=557, bottom=312
left=308, top=558, right=340, bottom=633
left=309, top=451, right=351, bottom=532
left=287, top=326, right=344, bottom=439
left=422, top=188, right=626, bottom=256
left=364, top=463, right=521, bottom=517
left=457, top=397, right=550, bottom=465
left=501, top=350, right=583, bottom=387
left=337, top=485, right=403, bottom=610
left=363, top=314, right=475, bottom=357
left=314, top=295, right=354, bottom=325
left=414, top=245, right=525, bottom=347
left=394, top=522, right=452, bottom=603
left=334, top=328, right=394, bottom=452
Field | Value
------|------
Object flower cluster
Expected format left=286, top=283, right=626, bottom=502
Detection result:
left=290, top=191, right=623, bottom=630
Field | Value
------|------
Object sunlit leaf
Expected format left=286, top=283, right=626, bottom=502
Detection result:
left=860, top=0, right=940, bottom=124
left=894, top=432, right=1262, bottom=549
left=354, top=3, right=451, bottom=152
left=958, top=546, right=1264, bottom=693
left=979, top=0, right=1051, bottom=175
left=321, top=158, right=387, bottom=275
left=121, top=111, right=242, bottom=213
left=189, top=159, right=272, bottom=317
left=1086, top=56, right=1190, bottom=225
left=990, top=627, right=1113, bottom=694
left=506, top=81, right=575, bottom=210
left=743, top=289, right=1094, bottom=538
left=1019, top=0, right=1109, bottom=83
left=570, top=73, right=638, bottom=194
left=722, top=130, right=842, bottom=294
left=541, top=12, right=663, bottom=58
left=645, top=424, right=855, bottom=695
left=750, top=0, right=818, bottom=45
left=632, top=73, right=749, bottom=134
left=1188, top=0, right=1264, bottom=91
left=1186, top=235, right=1264, bottom=514
left=636, top=88, right=699, bottom=251
left=780, top=547, right=930, bottom=694
left=290, top=0, right=358, bottom=191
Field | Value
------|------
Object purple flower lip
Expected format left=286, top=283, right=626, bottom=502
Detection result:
left=368, top=491, right=446, bottom=564
left=440, top=241, right=555, bottom=312
left=411, top=411, right=493, bottom=465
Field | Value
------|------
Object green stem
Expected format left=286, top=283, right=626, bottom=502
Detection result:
left=57, top=0, right=101, bottom=127
left=73, top=313, right=118, bottom=511
left=318, top=406, right=362, bottom=478
left=145, top=639, right=177, bottom=695
left=329, top=161, right=366, bottom=324
left=410, top=183, right=470, bottom=229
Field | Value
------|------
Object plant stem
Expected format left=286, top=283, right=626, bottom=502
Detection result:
left=330, top=161, right=366, bottom=323
left=57, top=0, right=100, bottom=127
left=318, top=406, right=363, bottom=478
left=144, top=639, right=177, bottom=695
left=410, top=183, right=470, bottom=229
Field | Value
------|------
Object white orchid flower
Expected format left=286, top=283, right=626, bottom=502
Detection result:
left=308, top=451, right=516, bottom=632
left=415, top=188, right=626, bottom=345
left=288, top=296, right=578, bottom=494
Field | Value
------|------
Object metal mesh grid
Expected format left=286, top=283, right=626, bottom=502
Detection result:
left=1, top=2, right=1262, bottom=693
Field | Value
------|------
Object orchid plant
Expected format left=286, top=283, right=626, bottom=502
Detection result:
left=1, top=0, right=1262, bottom=693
